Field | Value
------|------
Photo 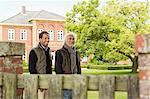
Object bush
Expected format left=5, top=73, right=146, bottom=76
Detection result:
left=82, top=64, right=132, bottom=70
left=22, top=60, right=28, bottom=67
left=22, top=60, right=29, bottom=73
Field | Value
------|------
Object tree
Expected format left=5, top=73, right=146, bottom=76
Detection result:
left=65, top=0, right=150, bottom=72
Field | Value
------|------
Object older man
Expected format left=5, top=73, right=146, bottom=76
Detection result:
left=55, top=33, right=81, bottom=74
left=55, top=33, right=81, bottom=99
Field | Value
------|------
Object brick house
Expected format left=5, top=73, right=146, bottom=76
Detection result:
left=0, top=6, right=66, bottom=63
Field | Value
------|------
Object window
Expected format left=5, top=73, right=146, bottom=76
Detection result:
left=57, top=30, right=63, bottom=41
left=20, top=29, right=27, bottom=40
left=8, top=29, right=15, bottom=40
left=48, top=30, right=54, bottom=41
left=37, top=29, right=44, bottom=34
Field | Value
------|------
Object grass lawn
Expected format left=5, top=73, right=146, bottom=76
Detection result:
left=82, top=68, right=133, bottom=75
left=88, top=91, right=127, bottom=99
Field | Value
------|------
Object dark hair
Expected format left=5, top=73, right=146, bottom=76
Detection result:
left=39, top=31, right=49, bottom=39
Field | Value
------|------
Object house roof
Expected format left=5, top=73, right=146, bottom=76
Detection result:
left=1, top=10, right=65, bottom=24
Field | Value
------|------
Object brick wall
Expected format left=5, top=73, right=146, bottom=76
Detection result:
left=0, top=42, right=25, bottom=98
left=135, top=34, right=150, bottom=99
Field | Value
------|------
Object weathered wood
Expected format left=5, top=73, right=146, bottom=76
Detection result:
left=16, top=74, right=138, bottom=91
left=87, top=75, right=99, bottom=90
left=72, top=75, right=87, bottom=99
left=99, top=75, right=115, bottom=99
left=0, top=73, right=140, bottom=99
left=17, top=74, right=24, bottom=88
left=3, top=73, right=17, bottom=99
left=63, top=75, right=74, bottom=89
left=115, top=75, right=128, bottom=91
left=24, top=74, right=38, bottom=99
left=39, top=74, right=50, bottom=89
left=48, top=75, right=62, bottom=99
left=127, top=75, right=139, bottom=99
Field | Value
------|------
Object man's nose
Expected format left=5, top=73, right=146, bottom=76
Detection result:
left=46, top=39, right=49, bottom=42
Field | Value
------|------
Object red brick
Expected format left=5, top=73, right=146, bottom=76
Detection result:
left=135, top=34, right=144, bottom=53
left=139, top=54, right=150, bottom=67
left=139, top=80, right=150, bottom=98
left=0, top=58, right=3, bottom=67
left=3, top=68, right=14, bottom=73
left=139, top=70, right=150, bottom=80
left=0, top=67, right=2, bottom=72
left=16, top=88, right=23, bottom=96
left=16, top=67, right=23, bottom=74
left=12, top=56, right=22, bottom=64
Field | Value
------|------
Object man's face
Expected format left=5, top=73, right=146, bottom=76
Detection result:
left=39, top=33, right=49, bottom=47
left=66, top=35, right=75, bottom=47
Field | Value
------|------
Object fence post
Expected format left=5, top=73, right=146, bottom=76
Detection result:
left=0, top=42, right=25, bottom=99
left=135, top=34, right=150, bottom=99
left=99, top=75, right=115, bottom=99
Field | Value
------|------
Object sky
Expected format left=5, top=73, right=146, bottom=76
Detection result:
left=0, top=0, right=81, bottom=22
left=0, top=0, right=148, bottom=22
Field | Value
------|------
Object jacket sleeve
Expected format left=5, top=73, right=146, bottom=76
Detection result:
left=77, top=52, right=81, bottom=74
left=55, top=50, right=63, bottom=74
left=29, top=50, right=37, bottom=74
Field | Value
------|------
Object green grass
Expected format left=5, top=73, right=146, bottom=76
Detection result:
left=88, top=91, right=127, bottom=99
left=82, top=68, right=133, bottom=75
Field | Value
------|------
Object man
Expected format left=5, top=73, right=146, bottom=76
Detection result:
left=29, top=31, right=52, bottom=99
left=55, top=33, right=81, bottom=99
left=29, top=31, right=52, bottom=74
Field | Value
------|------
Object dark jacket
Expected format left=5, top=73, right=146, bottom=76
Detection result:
left=55, top=46, right=81, bottom=74
left=29, top=43, right=52, bottom=74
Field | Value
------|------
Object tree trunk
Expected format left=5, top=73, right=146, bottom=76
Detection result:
left=131, top=56, right=138, bottom=73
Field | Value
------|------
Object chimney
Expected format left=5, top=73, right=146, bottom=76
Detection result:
left=21, top=6, right=26, bottom=14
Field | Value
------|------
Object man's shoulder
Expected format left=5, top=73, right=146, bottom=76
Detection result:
left=32, top=46, right=42, bottom=51
left=56, top=46, right=63, bottom=51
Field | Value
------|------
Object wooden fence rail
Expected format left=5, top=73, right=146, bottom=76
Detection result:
left=0, top=72, right=139, bottom=99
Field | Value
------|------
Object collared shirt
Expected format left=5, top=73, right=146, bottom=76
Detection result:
left=40, top=43, right=49, bottom=51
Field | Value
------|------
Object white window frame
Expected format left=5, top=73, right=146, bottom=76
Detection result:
left=20, top=29, right=27, bottom=40
left=48, top=30, right=54, bottom=41
left=57, top=30, right=63, bottom=41
left=37, top=29, right=44, bottom=34
left=8, top=29, right=15, bottom=40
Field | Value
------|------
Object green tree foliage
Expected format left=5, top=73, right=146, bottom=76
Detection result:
left=65, top=0, right=150, bottom=72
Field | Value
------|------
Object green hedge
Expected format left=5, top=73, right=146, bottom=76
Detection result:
left=81, top=65, right=132, bottom=70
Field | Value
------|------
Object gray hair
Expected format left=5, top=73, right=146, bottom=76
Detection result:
left=63, top=32, right=76, bottom=45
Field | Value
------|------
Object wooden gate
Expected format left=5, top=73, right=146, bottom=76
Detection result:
left=0, top=73, right=139, bottom=99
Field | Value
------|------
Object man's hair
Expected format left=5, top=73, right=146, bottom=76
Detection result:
left=39, top=31, right=49, bottom=39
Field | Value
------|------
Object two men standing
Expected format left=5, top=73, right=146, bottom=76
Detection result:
left=28, top=31, right=81, bottom=99
left=29, top=31, right=81, bottom=74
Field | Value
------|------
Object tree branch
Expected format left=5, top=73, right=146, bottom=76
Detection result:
left=116, top=50, right=134, bottom=61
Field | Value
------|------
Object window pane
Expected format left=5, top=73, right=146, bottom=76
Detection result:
left=20, top=29, right=27, bottom=40
left=8, top=29, right=15, bottom=40
left=57, top=30, right=63, bottom=41
left=37, top=29, right=44, bottom=34
left=48, top=30, right=54, bottom=41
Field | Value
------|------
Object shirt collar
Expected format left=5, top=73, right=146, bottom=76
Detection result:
left=40, top=43, right=49, bottom=51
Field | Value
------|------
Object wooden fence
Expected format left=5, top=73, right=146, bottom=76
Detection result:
left=0, top=72, right=139, bottom=99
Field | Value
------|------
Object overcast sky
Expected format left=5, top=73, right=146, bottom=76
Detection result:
left=0, top=0, right=81, bottom=22
left=0, top=0, right=148, bottom=22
